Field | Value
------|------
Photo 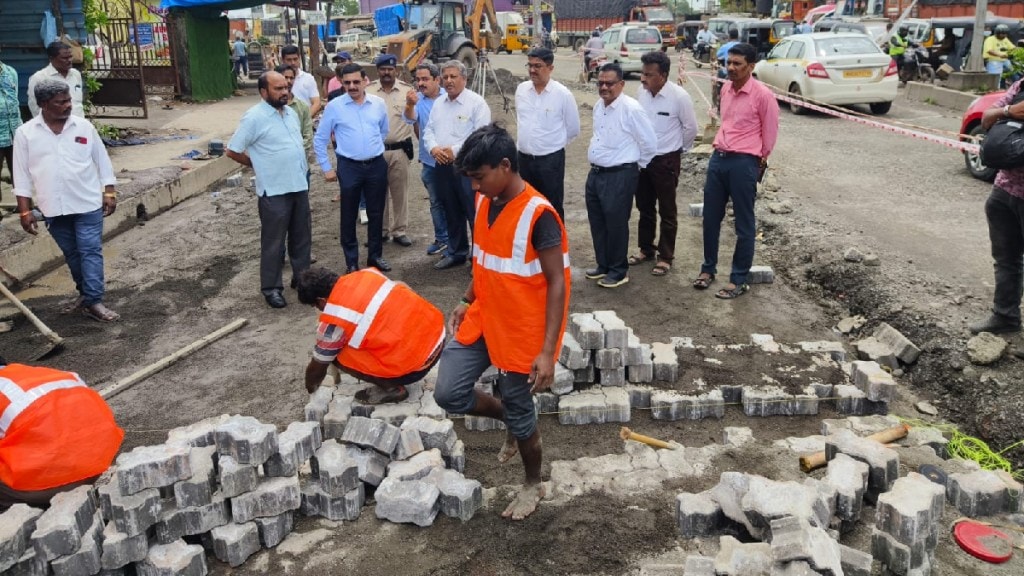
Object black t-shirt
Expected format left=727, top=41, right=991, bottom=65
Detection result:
left=487, top=197, right=563, bottom=252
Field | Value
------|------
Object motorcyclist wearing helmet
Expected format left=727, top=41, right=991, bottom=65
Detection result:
left=984, top=24, right=1016, bottom=88
left=584, top=30, right=605, bottom=72
left=889, top=25, right=910, bottom=76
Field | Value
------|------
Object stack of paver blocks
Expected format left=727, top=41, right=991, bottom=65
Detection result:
left=872, top=473, right=945, bottom=576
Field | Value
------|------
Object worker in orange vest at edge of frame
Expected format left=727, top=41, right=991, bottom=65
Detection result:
left=296, top=266, right=446, bottom=404
left=0, top=356, right=123, bottom=510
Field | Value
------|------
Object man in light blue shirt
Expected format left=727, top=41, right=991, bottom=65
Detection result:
left=232, top=35, right=248, bottom=79
left=404, top=62, right=448, bottom=257
left=227, top=71, right=311, bottom=309
left=313, top=63, right=391, bottom=273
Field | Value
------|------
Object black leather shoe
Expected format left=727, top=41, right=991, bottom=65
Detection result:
left=392, top=235, right=413, bottom=247
left=969, top=314, right=1022, bottom=335
left=290, top=277, right=298, bottom=289
left=345, top=264, right=360, bottom=274
left=265, top=291, right=287, bottom=309
left=368, top=258, right=392, bottom=272
left=434, top=255, right=464, bottom=270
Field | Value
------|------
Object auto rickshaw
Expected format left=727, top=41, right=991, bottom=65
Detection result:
left=676, top=21, right=703, bottom=52
left=498, top=23, right=530, bottom=54
left=915, top=16, right=1023, bottom=71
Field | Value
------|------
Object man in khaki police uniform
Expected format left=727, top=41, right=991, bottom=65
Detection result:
left=366, top=54, right=415, bottom=247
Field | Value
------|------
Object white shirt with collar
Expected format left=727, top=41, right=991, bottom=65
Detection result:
left=637, top=80, right=698, bottom=155
left=423, top=87, right=491, bottom=156
left=27, top=65, right=85, bottom=118
left=292, top=69, right=319, bottom=107
left=13, top=114, right=116, bottom=217
left=515, top=79, right=581, bottom=156
left=588, top=93, right=657, bottom=169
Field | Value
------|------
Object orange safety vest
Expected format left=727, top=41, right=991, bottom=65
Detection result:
left=456, top=185, right=571, bottom=373
left=319, top=268, right=446, bottom=378
left=0, top=364, right=123, bottom=491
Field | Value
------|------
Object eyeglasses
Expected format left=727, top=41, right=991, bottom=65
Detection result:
left=596, top=80, right=620, bottom=87
left=525, top=63, right=547, bottom=70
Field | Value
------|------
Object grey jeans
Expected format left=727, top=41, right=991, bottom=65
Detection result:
left=985, top=186, right=1024, bottom=323
left=257, top=190, right=311, bottom=296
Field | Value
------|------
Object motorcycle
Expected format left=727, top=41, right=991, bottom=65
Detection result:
left=585, top=51, right=608, bottom=82
left=899, top=43, right=935, bottom=84
left=693, top=41, right=712, bottom=68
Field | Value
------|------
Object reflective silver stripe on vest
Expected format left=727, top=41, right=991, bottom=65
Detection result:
left=348, top=279, right=397, bottom=349
left=473, top=196, right=570, bottom=277
left=0, top=375, right=87, bottom=438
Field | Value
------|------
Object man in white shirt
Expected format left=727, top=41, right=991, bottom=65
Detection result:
left=423, top=60, right=491, bottom=270
left=584, top=63, right=657, bottom=289
left=281, top=45, right=321, bottom=116
left=583, top=31, right=605, bottom=73
left=27, top=42, right=84, bottom=118
left=14, top=79, right=119, bottom=322
left=515, top=47, right=580, bottom=221
left=632, top=51, right=697, bottom=278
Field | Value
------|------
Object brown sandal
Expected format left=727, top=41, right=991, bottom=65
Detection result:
left=692, top=273, right=715, bottom=289
left=651, top=262, right=671, bottom=276
left=628, top=253, right=654, bottom=266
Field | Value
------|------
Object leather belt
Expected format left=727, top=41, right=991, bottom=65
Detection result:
left=384, top=139, right=412, bottom=151
left=590, top=162, right=637, bottom=173
left=337, top=154, right=382, bottom=165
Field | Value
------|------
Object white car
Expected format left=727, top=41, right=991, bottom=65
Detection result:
left=602, top=22, right=663, bottom=75
left=753, top=32, right=897, bottom=115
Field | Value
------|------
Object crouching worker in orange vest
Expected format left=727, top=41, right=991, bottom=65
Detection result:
left=0, top=357, right=124, bottom=510
left=297, top=266, right=446, bottom=403
left=434, top=123, right=570, bottom=520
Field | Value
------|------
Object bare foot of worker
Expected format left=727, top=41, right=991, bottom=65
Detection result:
left=501, top=483, right=545, bottom=520
left=497, top=432, right=518, bottom=463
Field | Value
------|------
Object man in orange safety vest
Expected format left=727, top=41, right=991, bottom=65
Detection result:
left=434, top=123, right=570, bottom=520
left=297, top=266, right=446, bottom=404
left=0, top=356, right=123, bottom=509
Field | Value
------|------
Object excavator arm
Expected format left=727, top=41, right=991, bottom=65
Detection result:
left=468, top=0, right=502, bottom=52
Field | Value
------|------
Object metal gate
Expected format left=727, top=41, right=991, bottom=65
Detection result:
left=88, top=0, right=148, bottom=118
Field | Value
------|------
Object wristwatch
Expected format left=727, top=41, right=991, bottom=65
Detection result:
left=1005, top=105, right=1012, bottom=118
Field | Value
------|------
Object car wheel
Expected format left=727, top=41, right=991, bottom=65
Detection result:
left=965, top=124, right=998, bottom=182
left=788, top=84, right=807, bottom=115
left=869, top=101, right=892, bottom=115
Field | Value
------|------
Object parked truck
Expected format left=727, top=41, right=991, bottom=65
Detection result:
left=553, top=0, right=676, bottom=52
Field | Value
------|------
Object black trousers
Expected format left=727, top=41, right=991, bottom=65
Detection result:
left=519, top=148, right=566, bottom=221
left=585, top=163, right=639, bottom=281
left=435, top=164, right=475, bottom=262
left=636, top=150, right=682, bottom=263
left=258, top=190, right=311, bottom=296
left=337, top=155, right=387, bottom=267
left=986, top=186, right=1024, bottom=323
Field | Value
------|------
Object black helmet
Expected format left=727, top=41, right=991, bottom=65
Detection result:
left=592, top=30, right=599, bottom=37
left=898, top=25, right=909, bottom=35
left=995, top=24, right=1010, bottom=34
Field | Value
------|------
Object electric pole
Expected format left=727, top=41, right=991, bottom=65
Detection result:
left=967, top=0, right=987, bottom=73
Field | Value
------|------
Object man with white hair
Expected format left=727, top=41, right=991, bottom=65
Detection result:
left=423, top=60, right=491, bottom=270
left=13, top=79, right=120, bottom=321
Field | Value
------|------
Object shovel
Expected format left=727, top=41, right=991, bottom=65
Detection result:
left=0, top=281, right=65, bottom=360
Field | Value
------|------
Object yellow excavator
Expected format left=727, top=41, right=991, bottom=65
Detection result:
left=383, top=0, right=502, bottom=77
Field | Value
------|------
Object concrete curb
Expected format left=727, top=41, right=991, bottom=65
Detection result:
left=0, top=155, right=238, bottom=284
left=903, top=81, right=979, bottom=112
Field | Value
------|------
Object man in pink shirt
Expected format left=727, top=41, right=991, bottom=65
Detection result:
left=971, top=77, right=1024, bottom=334
left=693, top=42, right=779, bottom=299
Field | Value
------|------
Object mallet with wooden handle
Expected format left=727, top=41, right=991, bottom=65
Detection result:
left=620, top=426, right=678, bottom=450
left=799, top=424, right=910, bottom=473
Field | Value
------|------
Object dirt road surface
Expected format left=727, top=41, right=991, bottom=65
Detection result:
left=1, top=52, right=1021, bottom=575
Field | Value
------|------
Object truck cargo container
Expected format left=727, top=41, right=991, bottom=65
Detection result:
left=552, top=0, right=675, bottom=51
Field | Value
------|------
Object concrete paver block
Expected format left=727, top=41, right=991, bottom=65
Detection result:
left=100, top=521, right=148, bottom=570
left=265, top=421, right=323, bottom=477
left=826, top=429, right=900, bottom=498
left=623, top=330, right=644, bottom=366
left=217, top=455, right=258, bottom=499
left=722, top=427, right=754, bottom=448
left=748, top=265, right=775, bottom=284
left=651, top=390, right=724, bottom=421
left=595, top=348, right=623, bottom=370
left=713, top=535, right=772, bottom=575
left=552, top=362, right=575, bottom=394
left=0, top=504, right=43, bottom=572
left=314, top=440, right=361, bottom=496
left=839, top=544, right=873, bottom=576
left=559, top=332, right=590, bottom=369
left=136, top=540, right=207, bottom=576
left=179, top=492, right=231, bottom=535
left=874, top=322, right=921, bottom=364
left=166, top=415, right=231, bottom=448
left=417, top=389, right=447, bottom=419
left=875, top=473, right=944, bottom=550
left=948, top=469, right=1011, bottom=517
left=650, top=342, right=678, bottom=382
left=739, top=476, right=830, bottom=540
left=574, top=364, right=595, bottom=384
left=797, top=340, right=845, bottom=362
left=374, top=477, right=440, bottom=527
left=445, top=440, right=466, bottom=473
left=387, top=448, right=445, bottom=482
left=343, top=444, right=390, bottom=486
left=173, top=446, right=217, bottom=508
left=850, top=361, right=897, bottom=403
left=214, top=415, right=279, bottom=466
left=685, top=555, right=715, bottom=576
left=115, top=444, right=192, bottom=495
left=768, top=515, right=842, bottom=575
left=599, top=367, right=626, bottom=387
left=340, top=415, right=401, bottom=455
left=625, top=385, right=652, bottom=408
left=832, top=385, right=888, bottom=416
left=675, top=492, right=723, bottom=537
left=688, top=203, right=704, bottom=217
left=301, top=480, right=366, bottom=522
left=210, top=521, right=260, bottom=567
left=853, top=337, right=899, bottom=370
left=31, top=485, right=96, bottom=561
left=231, top=476, right=302, bottom=523
left=254, top=512, right=294, bottom=548
left=7, top=547, right=48, bottom=576
left=50, top=511, right=102, bottom=576
left=393, top=427, right=426, bottom=460
left=151, top=501, right=186, bottom=545
left=322, top=396, right=354, bottom=440
left=593, top=310, right=628, bottom=349
left=400, top=416, right=458, bottom=456
left=303, top=386, right=334, bottom=425
left=569, top=312, right=604, bottom=350
left=742, top=387, right=818, bottom=417
left=826, top=453, right=869, bottom=529
left=627, top=347, right=654, bottom=383
left=534, top=392, right=559, bottom=415
left=558, top=389, right=607, bottom=425
left=426, top=468, right=483, bottom=522
left=369, top=402, right=420, bottom=427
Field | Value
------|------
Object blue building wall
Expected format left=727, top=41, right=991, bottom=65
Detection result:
left=0, top=0, right=88, bottom=107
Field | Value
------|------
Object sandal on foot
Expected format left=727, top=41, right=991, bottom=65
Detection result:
left=82, top=303, right=120, bottom=322
left=355, top=385, right=409, bottom=405
left=628, top=253, right=654, bottom=266
left=61, top=296, right=85, bottom=314
left=651, top=262, right=671, bottom=276
left=692, top=273, right=715, bottom=289
left=715, top=284, right=750, bottom=300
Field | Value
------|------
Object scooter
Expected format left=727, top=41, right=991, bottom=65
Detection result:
left=899, top=43, right=935, bottom=84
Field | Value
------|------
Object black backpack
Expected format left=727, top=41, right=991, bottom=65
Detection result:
left=981, top=88, right=1024, bottom=170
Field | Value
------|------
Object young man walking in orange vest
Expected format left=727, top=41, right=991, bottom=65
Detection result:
left=297, top=267, right=446, bottom=403
left=434, top=124, right=570, bottom=520
left=0, top=356, right=123, bottom=509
